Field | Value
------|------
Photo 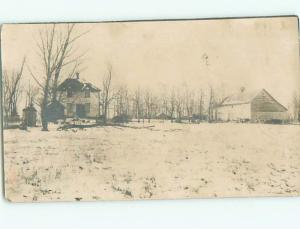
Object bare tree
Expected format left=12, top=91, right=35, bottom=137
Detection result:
left=2, top=57, right=26, bottom=127
left=32, top=25, right=59, bottom=131
left=144, top=89, right=153, bottom=123
left=101, top=64, right=115, bottom=124
left=198, top=89, right=204, bottom=120
left=175, top=89, right=184, bottom=122
left=97, top=90, right=102, bottom=119
left=167, top=89, right=176, bottom=122
left=115, top=85, right=130, bottom=116
left=208, top=86, right=214, bottom=122
left=28, top=24, right=87, bottom=131
left=184, top=87, right=195, bottom=122
left=161, top=97, right=168, bottom=115
left=51, top=24, right=86, bottom=103
left=133, top=88, right=143, bottom=123
left=151, top=95, right=160, bottom=119
left=25, top=81, right=39, bottom=107
left=2, top=71, right=10, bottom=128
left=293, top=92, right=300, bottom=122
left=193, top=89, right=205, bottom=122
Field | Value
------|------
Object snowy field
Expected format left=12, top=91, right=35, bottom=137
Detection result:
left=3, top=122, right=300, bottom=202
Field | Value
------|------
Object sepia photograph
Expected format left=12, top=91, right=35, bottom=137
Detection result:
left=1, top=16, right=300, bottom=202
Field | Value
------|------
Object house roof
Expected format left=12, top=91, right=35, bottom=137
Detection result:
left=57, top=78, right=100, bottom=92
left=219, top=88, right=288, bottom=111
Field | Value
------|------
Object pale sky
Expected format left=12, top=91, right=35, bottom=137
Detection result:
left=1, top=16, right=299, bottom=110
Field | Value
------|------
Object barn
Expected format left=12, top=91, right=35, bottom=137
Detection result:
left=215, top=88, right=288, bottom=123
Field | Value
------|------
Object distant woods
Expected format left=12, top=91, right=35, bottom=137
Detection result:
left=99, top=64, right=224, bottom=124
left=2, top=57, right=26, bottom=128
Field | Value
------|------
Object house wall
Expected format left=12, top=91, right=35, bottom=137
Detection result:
left=216, top=103, right=251, bottom=121
left=59, top=91, right=100, bottom=118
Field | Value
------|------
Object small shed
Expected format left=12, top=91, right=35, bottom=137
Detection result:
left=156, top=113, right=170, bottom=120
left=22, top=104, right=37, bottom=127
left=46, top=100, right=65, bottom=122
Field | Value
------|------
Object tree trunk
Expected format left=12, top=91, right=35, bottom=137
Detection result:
left=52, top=76, right=58, bottom=102
left=41, top=79, right=50, bottom=131
left=137, top=106, right=140, bottom=123
left=41, top=106, right=48, bottom=131
left=103, top=104, right=108, bottom=124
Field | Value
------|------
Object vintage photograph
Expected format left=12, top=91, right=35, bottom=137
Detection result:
left=1, top=16, right=300, bottom=202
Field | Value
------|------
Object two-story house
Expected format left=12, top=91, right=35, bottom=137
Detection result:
left=57, top=73, right=101, bottom=119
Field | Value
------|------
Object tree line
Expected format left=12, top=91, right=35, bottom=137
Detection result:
left=99, top=67, right=225, bottom=124
left=3, top=24, right=300, bottom=130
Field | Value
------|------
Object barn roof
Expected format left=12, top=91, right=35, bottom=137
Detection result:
left=219, top=88, right=288, bottom=111
left=57, top=77, right=100, bottom=92
left=221, top=89, right=260, bottom=106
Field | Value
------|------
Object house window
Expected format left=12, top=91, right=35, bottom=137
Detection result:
left=67, top=89, right=73, bottom=97
left=85, top=90, right=90, bottom=98
left=85, top=103, right=90, bottom=113
left=67, top=103, right=73, bottom=115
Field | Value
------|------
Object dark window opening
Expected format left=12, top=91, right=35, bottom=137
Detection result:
left=85, top=90, right=90, bottom=98
left=67, top=89, right=73, bottom=98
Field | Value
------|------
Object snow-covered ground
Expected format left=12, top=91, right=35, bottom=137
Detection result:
left=3, top=122, right=300, bottom=202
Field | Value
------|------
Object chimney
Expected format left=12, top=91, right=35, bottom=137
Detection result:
left=76, top=72, right=80, bottom=80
